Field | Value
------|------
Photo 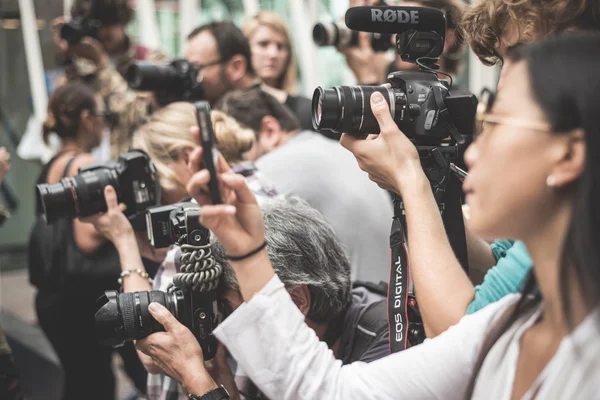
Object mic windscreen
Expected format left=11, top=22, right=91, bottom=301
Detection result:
left=345, top=6, right=446, bottom=37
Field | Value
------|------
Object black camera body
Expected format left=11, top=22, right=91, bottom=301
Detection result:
left=312, top=22, right=391, bottom=52
left=36, top=150, right=160, bottom=231
left=146, top=202, right=208, bottom=249
left=126, top=59, right=204, bottom=105
left=60, top=17, right=101, bottom=44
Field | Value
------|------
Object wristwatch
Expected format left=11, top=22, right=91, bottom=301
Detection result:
left=188, top=385, right=230, bottom=400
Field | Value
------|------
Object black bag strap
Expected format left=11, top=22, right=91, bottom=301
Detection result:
left=62, top=154, right=80, bottom=178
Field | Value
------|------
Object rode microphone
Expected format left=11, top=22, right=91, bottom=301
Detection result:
left=345, top=6, right=446, bottom=38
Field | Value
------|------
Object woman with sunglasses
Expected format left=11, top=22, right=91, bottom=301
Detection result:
left=140, top=31, right=600, bottom=399
left=31, top=82, right=149, bottom=399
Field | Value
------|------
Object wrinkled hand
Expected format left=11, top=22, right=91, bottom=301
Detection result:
left=205, top=344, right=241, bottom=400
left=340, top=91, right=422, bottom=194
left=186, top=131, right=265, bottom=257
left=69, top=37, right=108, bottom=65
left=81, top=186, right=133, bottom=247
left=136, top=302, right=218, bottom=395
left=0, top=147, right=11, bottom=183
left=51, top=17, right=69, bottom=56
left=341, top=31, right=390, bottom=84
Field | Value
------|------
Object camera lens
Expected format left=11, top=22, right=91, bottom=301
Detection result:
left=126, top=64, right=180, bottom=92
left=36, top=179, right=77, bottom=224
left=60, top=23, right=81, bottom=44
left=36, top=168, right=118, bottom=223
left=313, top=23, right=337, bottom=46
left=95, top=290, right=180, bottom=347
left=312, top=85, right=406, bottom=136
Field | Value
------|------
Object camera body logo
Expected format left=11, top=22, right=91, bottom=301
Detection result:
left=371, top=8, right=420, bottom=24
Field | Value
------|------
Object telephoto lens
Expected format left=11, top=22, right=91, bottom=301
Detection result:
left=312, top=23, right=391, bottom=51
left=95, top=289, right=182, bottom=347
left=36, top=169, right=118, bottom=224
left=312, top=85, right=407, bottom=136
left=126, top=64, right=183, bottom=92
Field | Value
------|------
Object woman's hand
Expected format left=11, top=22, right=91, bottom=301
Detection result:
left=136, top=303, right=218, bottom=396
left=186, top=145, right=264, bottom=257
left=340, top=91, right=424, bottom=195
left=81, top=186, right=134, bottom=249
left=69, top=37, right=108, bottom=66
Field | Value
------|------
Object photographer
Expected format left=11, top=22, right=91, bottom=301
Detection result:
left=141, top=32, right=600, bottom=399
left=29, top=82, right=148, bottom=400
left=342, top=0, right=465, bottom=85
left=52, top=0, right=168, bottom=157
left=243, top=12, right=313, bottom=132
left=341, top=0, right=600, bottom=338
left=216, top=87, right=393, bottom=283
left=183, top=22, right=260, bottom=107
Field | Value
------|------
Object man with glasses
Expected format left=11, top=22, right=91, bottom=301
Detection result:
left=340, top=0, right=600, bottom=337
left=184, top=22, right=260, bottom=106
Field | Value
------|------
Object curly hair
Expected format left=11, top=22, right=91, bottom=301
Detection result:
left=458, top=0, right=600, bottom=66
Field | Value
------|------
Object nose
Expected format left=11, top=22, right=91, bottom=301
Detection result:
left=463, top=141, right=478, bottom=170
left=266, top=44, right=279, bottom=58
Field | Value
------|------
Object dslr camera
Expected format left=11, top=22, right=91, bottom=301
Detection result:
left=312, top=6, right=476, bottom=201
left=95, top=202, right=221, bottom=360
left=36, top=150, right=160, bottom=231
left=60, top=17, right=101, bottom=45
left=126, top=59, right=204, bottom=105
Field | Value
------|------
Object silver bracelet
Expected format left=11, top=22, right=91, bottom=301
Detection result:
left=118, top=268, right=154, bottom=285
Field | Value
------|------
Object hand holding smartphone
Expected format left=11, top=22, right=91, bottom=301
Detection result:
left=194, top=101, right=222, bottom=204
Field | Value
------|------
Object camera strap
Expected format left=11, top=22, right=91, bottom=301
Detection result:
left=388, top=198, right=410, bottom=353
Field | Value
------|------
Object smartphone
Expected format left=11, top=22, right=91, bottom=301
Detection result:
left=194, top=101, right=222, bottom=204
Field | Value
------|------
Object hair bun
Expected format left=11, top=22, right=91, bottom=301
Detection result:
left=44, top=112, right=56, bottom=130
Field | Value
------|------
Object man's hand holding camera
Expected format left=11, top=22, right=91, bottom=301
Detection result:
left=341, top=91, right=425, bottom=195
left=136, top=303, right=219, bottom=397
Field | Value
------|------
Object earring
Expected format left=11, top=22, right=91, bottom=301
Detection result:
left=546, top=175, right=557, bottom=187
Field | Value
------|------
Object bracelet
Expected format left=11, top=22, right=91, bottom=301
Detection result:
left=118, top=268, right=154, bottom=285
left=225, top=241, right=267, bottom=262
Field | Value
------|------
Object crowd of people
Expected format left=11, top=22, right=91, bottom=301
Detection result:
left=2, top=0, right=599, bottom=399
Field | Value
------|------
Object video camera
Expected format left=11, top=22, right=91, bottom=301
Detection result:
left=312, top=6, right=476, bottom=202
left=60, top=17, right=101, bottom=44
left=126, top=59, right=204, bottom=106
left=36, top=150, right=160, bottom=231
left=95, top=202, right=221, bottom=360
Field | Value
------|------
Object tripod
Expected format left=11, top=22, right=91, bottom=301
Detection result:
left=387, top=145, right=469, bottom=352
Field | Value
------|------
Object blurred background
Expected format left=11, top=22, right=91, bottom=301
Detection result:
left=0, top=0, right=498, bottom=398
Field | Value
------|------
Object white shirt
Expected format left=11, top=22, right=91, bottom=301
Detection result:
left=214, top=275, right=600, bottom=400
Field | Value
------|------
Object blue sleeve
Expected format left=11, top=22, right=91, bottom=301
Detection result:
left=490, top=239, right=515, bottom=261
left=467, top=241, right=533, bottom=314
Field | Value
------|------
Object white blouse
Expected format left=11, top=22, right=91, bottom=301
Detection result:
left=213, top=275, right=600, bottom=400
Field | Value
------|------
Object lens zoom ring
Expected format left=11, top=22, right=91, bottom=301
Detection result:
left=120, top=293, right=137, bottom=337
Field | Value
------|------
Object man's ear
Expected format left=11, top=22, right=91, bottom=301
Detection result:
left=79, top=109, right=93, bottom=131
left=258, top=116, right=284, bottom=150
left=225, top=54, right=248, bottom=84
left=550, top=128, right=586, bottom=188
left=289, top=285, right=311, bottom=317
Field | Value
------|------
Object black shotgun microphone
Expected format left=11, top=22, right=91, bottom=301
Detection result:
left=345, top=6, right=446, bottom=37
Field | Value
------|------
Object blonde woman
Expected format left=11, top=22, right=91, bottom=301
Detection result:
left=243, top=11, right=314, bottom=132
left=85, top=102, right=276, bottom=399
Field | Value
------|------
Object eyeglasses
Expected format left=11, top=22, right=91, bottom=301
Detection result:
left=475, top=88, right=552, bottom=137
